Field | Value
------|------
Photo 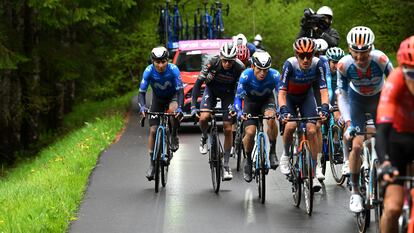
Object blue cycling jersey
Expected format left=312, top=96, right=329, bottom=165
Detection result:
left=139, top=63, right=183, bottom=98
left=234, top=68, right=281, bottom=111
left=319, top=55, right=334, bottom=102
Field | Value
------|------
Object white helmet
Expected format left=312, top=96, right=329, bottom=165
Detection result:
left=346, top=26, right=375, bottom=51
left=233, top=33, right=247, bottom=46
left=317, top=6, right=333, bottom=17
left=151, top=46, right=169, bottom=60
left=220, top=42, right=237, bottom=60
left=314, top=39, right=329, bottom=53
left=254, top=34, right=262, bottom=42
left=252, top=51, right=272, bottom=69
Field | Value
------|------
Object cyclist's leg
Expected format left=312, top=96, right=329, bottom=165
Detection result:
left=198, top=87, right=214, bottom=153
left=280, top=94, right=298, bottom=174
left=221, top=94, right=234, bottom=169
left=300, top=90, right=319, bottom=165
left=167, top=93, right=180, bottom=151
left=242, top=97, right=259, bottom=181
left=263, top=97, right=278, bottom=168
left=312, top=86, right=323, bottom=169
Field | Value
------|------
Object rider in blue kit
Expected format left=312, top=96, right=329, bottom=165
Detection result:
left=234, top=51, right=281, bottom=182
left=139, top=46, right=184, bottom=181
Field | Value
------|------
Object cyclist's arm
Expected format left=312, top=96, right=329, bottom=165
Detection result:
left=336, top=65, right=351, bottom=123
left=138, top=65, right=152, bottom=108
left=191, top=78, right=203, bottom=108
left=317, top=60, right=329, bottom=105
left=325, top=61, right=333, bottom=103
left=320, top=28, right=339, bottom=47
left=173, top=64, right=185, bottom=108
left=375, top=123, right=392, bottom=163
left=278, top=90, right=287, bottom=107
left=272, top=70, right=281, bottom=109
left=234, top=73, right=247, bottom=111
left=278, top=61, right=291, bottom=107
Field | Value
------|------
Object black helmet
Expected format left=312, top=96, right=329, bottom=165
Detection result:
left=151, top=46, right=169, bottom=61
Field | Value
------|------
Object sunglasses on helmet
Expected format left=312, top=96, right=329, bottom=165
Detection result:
left=403, top=66, right=414, bottom=80
left=297, top=52, right=313, bottom=60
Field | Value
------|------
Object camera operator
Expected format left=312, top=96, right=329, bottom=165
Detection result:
left=297, top=6, right=339, bottom=48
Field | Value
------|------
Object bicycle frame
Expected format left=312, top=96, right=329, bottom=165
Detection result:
left=152, top=114, right=170, bottom=164
left=251, top=117, right=270, bottom=171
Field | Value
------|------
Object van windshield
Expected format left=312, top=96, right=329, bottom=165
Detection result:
left=175, top=51, right=217, bottom=72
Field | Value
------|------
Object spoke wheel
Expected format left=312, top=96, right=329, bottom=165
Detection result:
left=291, top=152, right=302, bottom=207
left=210, top=133, right=221, bottom=193
left=235, top=123, right=243, bottom=172
left=154, top=131, right=163, bottom=193
left=303, top=143, right=314, bottom=216
left=329, top=126, right=345, bottom=185
left=372, top=162, right=382, bottom=232
left=161, top=141, right=170, bottom=187
left=257, top=137, right=266, bottom=204
left=357, top=168, right=370, bottom=233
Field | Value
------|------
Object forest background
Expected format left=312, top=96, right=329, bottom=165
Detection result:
left=1, top=0, right=413, bottom=165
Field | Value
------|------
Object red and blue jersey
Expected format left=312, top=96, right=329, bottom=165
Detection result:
left=280, top=57, right=327, bottom=95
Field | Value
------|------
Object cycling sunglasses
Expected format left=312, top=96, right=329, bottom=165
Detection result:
left=297, top=52, right=313, bottom=60
left=154, top=59, right=168, bottom=64
left=403, top=66, right=414, bottom=80
left=350, top=44, right=371, bottom=52
left=222, top=59, right=235, bottom=64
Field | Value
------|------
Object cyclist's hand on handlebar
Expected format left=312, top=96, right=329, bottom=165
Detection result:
left=279, top=105, right=291, bottom=123
left=190, top=107, right=199, bottom=119
left=237, top=110, right=246, bottom=121
left=378, top=161, right=399, bottom=183
left=140, top=106, right=148, bottom=118
left=344, top=126, right=356, bottom=140
left=175, top=107, right=183, bottom=120
left=319, top=103, right=330, bottom=121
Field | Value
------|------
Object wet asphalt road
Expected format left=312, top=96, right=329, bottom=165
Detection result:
left=70, top=97, right=378, bottom=233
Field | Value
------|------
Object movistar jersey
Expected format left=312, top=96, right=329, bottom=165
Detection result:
left=235, top=68, right=280, bottom=101
left=139, top=63, right=183, bottom=98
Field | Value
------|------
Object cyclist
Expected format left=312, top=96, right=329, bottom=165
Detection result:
left=233, top=33, right=257, bottom=56
left=278, top=37, right=330, bottom=191
left=376, top=35, right=414, bottom=233
left=236, top=44, right=251, bottom=67
left=139, top=46, right=184, bottom=181
left=313, top=38, right=331, bottom=181
left=337, top=26, right=393, bottom=213
left=233, top=51, right=281, bottom=182
left=191, top=42, right=245, bottom=181
left=253, top=34, right=266, bottom=51
left=325, top=47, right=349, bottom=175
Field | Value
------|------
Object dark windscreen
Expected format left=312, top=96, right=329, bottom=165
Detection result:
left=176, top=51, right=217, bottom=72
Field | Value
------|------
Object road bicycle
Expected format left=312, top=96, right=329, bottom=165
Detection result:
left=351, top=130, right=381, bottom=233
left=245, top=114, right=275, bottom=204
left=284, top=116, right=321, bottom=216
left=199, top=0, right=213, bottom=39
left=141, top=111, right=175, bottom=193
left=319, top=106, right=346, bottom=184
left=199, top=109, right=227, bottom=193
left=211, top=1, right=229, bottom=39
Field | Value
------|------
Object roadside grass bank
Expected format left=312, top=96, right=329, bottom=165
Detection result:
left=0, top=92, right=135, bottom=232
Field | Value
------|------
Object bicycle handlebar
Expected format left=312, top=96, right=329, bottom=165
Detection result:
left=140, top=111, right=178, bottom=127
left=286, top=116, right=322, bottom=122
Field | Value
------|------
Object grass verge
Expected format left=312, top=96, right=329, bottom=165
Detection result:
left=0, top=92, right=134, bottom=232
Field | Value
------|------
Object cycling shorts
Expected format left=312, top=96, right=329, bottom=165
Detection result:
left=285, top=90, right=318, bottom=124
left=149, top=92, right=178, bottom=126
left=349, top=88, right=380, bottom=132
left=243, top=95, right=277, bottom=127
left=200, top=86, right=234, bottom=122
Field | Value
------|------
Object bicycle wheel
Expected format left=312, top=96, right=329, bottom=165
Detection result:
left=303, top=142, right=314, bottom=216
left=356, top=168, right=370, bottom=233
left=290, top=153, right=302, bottom=207
left=161, top=138, right=170, bottom=187
left=371, top=161, right=382, bottom=232
left=257, top=136, right=266, bottom=204
left=235, top=122, right=243, bottom=171
left=154, top=130, right=163, bottom=193
left=321, top=137, right=328, bottom=175
left=328, top=125, right=345, bottom=185
left=209, top=131, right=221, bottom=193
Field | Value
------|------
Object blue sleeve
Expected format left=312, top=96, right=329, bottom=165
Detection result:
left=324, top=61, right=333, bottom=102
left=271, top=69, right=281, bottom=93
left=318, top=60, right=327, bottom=89
left=234, top=72, right=247, bottom=111
left=247, top=42, right=257, bottom=55
left=139, top=65, right=152, bottom=92
left=280, top=61, right=292, bottom=91
left=384, top=60, right=393, bottom=77
left=171, top=64, right=184, bottom=91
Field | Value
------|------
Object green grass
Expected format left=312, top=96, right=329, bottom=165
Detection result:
left=0, top=92, right=134, bottom=232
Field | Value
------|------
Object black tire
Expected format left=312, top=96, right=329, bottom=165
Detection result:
left=161, top=138, right=170, bottom=187
left=291, top=152, right=302, bottom=207
left=321, top=137, right=327, bottom=175
left=329, top=125, right=345, bottom=185
left=210, top=131, right=221, bottom=193
left=372, top=161, right=382, bottom=232
left=235, top=123, right=243, bottom=172
left=303, top=142, right=314, bottom=216
left=357, top=168, right=370, bottom=233
left=154, top=130, right=163, bottom=193
left=258, top=136, right=266, bottom=204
